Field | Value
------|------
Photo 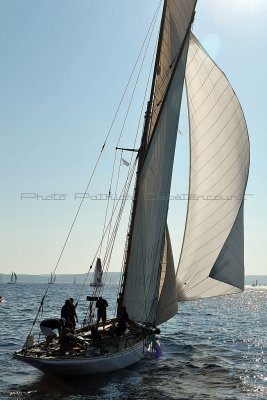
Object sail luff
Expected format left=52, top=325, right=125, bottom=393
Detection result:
left=176, top=57, right=194, bottom=282
left=140, top=0, right=168, bottom=157
left=119, top=1, right=168, bottom=304
left=144, top=1, right=197, bottom=154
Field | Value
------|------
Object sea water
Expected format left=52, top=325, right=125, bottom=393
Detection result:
left=0, top=283, right=266, bottom=399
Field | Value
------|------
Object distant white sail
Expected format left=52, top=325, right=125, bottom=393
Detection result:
left=7, top=271, right=17, bottom=284
left=48, top=272, right=56, bottom=284
left=176, top=33, right=250, bottom=300
left=90, top=258, right=104, bottom=287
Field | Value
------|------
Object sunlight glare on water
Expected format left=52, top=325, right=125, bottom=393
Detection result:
left=0, top=284, right=266, bottom=399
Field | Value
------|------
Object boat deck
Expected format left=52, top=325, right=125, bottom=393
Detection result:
left=15, top=321, right=147, bottom=361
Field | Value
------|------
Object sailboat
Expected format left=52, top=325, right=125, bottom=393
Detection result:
left=48, top=272, right=56, bottom=284
left=73, top=275, right=77, bottom=285
left=7, top=271, right=17, bottom=285
left=0, top=296, right=6, bottom=304
left=14, top=0, right=249, bottom=376
left=90, top=258, right=104, bottom=287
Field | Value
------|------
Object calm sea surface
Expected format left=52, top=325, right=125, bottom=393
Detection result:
left=0, top=283, right=266, bottom=400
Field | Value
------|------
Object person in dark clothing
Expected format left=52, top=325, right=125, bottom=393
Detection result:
left=59, top=327, right=77, bottom=353
left=61, top=299, right=72, bottom=326
left=116, top=292, right=123, bottom=317
left=116, top=306, right=129, bottom=336
left=96, top=297, right=108, bottom=328
left=90, top=326, right=102, bottom=345
left=69, top=297, right=78, bottom=329
left=107, top=323, right=116, bottom=338
left=40, top=318, right=65, bottom=349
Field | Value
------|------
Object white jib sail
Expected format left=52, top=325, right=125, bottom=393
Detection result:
left=176, top=33, right=250, bottom=300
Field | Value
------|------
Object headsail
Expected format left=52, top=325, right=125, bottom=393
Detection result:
left=176, top=33, right=250, bottom=300
left=156, top=226, right=178, bottom=325
left=122, top=0, right=197, bottom=323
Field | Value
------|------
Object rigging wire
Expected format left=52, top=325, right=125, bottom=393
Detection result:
left=116, top=10, right=161, bottom=298
left=116, top=4, right=198, bottom=325
left=77, top=0, right=162, bottom=302
left=79, top=0, right=164, bottom=318
left=81, top=159, right=138, bottom=323
left=99, top=0, right=163, bottom=260
left=75, top=159, right=137, bottom=301
left=26, top=0, right=164, bottom=336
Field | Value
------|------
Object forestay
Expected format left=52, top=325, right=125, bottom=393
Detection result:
left=176, top=34, right=250, bottom=300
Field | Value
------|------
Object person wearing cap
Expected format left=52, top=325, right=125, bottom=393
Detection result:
left=40, top=318, right=66, bottom=349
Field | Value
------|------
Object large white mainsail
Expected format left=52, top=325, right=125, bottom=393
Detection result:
left=123, top=0, right=197, bottom=323
left=176, top=33, right=250, bottom=300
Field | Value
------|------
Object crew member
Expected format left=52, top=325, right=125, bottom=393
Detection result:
left=40, top=317, right=66, bottom=349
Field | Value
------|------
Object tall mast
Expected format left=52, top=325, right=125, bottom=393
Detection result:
left=139, top=0, right=168, bottom=166
left=121, top=0, right=196, bottom=322
left=119, top=1, right=168, bottom=303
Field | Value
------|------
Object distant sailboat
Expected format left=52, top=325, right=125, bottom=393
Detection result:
left=48, top=272, right=56, bottom=284
left=73, top=275, right=77, bottom=285
left=90, top=258, right=104, bottom=287
left=7, top=271, right=17, bottom=285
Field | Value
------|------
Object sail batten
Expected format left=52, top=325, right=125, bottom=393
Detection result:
left=176, top=33, right=249, bottom=300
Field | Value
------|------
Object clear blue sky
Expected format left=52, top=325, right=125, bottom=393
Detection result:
left=0, top=0, right=265, bottom=276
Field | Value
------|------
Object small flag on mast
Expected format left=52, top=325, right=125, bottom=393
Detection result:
left=121, top=158, right=130, bottom=166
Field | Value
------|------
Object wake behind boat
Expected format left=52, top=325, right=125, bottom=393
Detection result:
left=14, top=0, right=249, bottom=376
